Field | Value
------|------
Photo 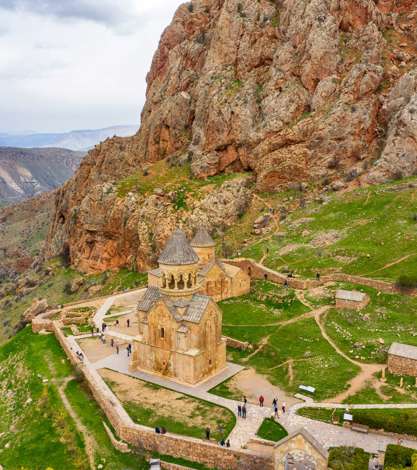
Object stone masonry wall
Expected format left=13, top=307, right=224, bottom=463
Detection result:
left=33, top=318, right=273, bottom=470
left=388, top=354, right=417, bottom=377
left=226, top=258, right=317, bottom=289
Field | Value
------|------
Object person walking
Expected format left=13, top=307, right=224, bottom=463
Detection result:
left=242, top=404, right=247, bottom=419
left=237, top=405, right=242, bottom=417
left=274, top=405, right=279, bottom=419
left=115, top=319, right=119, bottom=327
left=259, top=395, right=264, bottom=407
left=226, top=439, right=230, bottom=448
left=116, top=344, right=119, bottom=354
left=111, top=338, right=114, bottom=348
left=243, top=396, right=247, bottom=405
left=205, top=427, right=210, bottom=440
left=272, top=397, right=277, bottom=408
left=282, top=402, right=286, bottom=414
left=316, top=272, right=321, bottom=281
left=127, top=318, right=130, bottom=328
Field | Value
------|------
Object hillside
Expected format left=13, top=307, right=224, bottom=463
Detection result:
left=44, top=0, right=417, bottom=274
left=0, top=126, right=137, bottom=152
left=0, top=326, right=148, bottom=469
left=0, top=147, right=84, bottom=205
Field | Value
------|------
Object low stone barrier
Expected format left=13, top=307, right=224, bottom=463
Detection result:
left=324, top=273, right=398, bottom=294
left=224, top=336, right=251, bottom=350
left=227, top=258, right=318, bottom=290
left=38, top=319, right=273, bottom=470
left=161, top=462, right=194, bottom=470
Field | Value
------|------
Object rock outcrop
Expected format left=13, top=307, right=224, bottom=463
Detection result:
left=45, top=0, right=417, bottom=273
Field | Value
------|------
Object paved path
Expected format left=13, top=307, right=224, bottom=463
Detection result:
left=91, top=352, right=269, bottom=449
left=279, top=402, right=417, bottom=454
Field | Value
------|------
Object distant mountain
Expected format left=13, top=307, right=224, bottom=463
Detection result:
left=0, top=147, right=84, bottom=205
left=0, top=125, right=137, bottom=151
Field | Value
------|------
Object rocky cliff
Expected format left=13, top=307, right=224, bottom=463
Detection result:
left=46, top=0, right=417, bottom=273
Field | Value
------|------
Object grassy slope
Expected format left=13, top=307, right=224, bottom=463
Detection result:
left=240, top=179, right=417, bottom=281
left=324, top=283, right=417, bottom=364
left=0, top=327, right=148, bottom=470
left=256, top=418, right=288, bottom=442
left=328, top=447, right=370, bottom=470
left=219, top=281, right=359, bottom=400
left=0, top=259, right=146, bottom=344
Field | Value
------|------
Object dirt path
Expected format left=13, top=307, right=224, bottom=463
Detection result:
left=364, top=253, right=416, bottom=276
left=46, top=358, right=96, bottom=469
left=314, top=308, right=384, bottom=403
left=243, top=335, right=270, bottom=362
left=58, top=377, right=97, bottom=470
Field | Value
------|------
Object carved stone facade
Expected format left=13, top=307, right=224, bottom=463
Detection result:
left=149, top=228, right=250, bottom=302
left=273, top=430, right=328, bottom=470
left=132, top=229, right=226, bottom=385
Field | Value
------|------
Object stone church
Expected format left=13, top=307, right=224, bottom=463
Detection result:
left=130, top=229, right=230, bottom=385
left=148, top=227, right=250, bottom=301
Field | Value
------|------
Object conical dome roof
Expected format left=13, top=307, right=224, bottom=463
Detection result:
left=158, top=229, right=199, bottom=266
left=190, top=227, right=215, bottom=248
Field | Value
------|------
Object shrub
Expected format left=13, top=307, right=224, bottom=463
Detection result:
left=396, top=274, right=417, bottom=291
left=328, top=447, right=370, bottom=470
left=385, top=444, right=415, bottom=468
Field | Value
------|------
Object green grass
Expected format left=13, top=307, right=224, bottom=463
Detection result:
left=298, top=407, right=417, bottom=437
left=240, top=178, right=417, bottom=282
left=328, top=447, right=371, bottom=470
left=0, top=259, right=147, bottom=344
left=0, top=328, right=88, bottom=469
left=385, top=444, right=417, bottom=468
left=116, top=159, right=245, bottom=198
left=65, top=379, right=148, bottom=469
left=218, top=282, right=359, bottom=400
left=256, top=418, right=288, bottom=442
left=208, top=376, right=243, bottom=401
left=324, top=283, right=417, bottom=363
left=105, top=375, right=236, bottom=441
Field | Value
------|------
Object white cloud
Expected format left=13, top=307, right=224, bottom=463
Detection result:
left=0, top=1, right=183, bottom=132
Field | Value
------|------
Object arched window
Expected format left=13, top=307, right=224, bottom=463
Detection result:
left=168, top=274, right=175, bottom=289
left=187, top=273, right=192, bottom=288
left=178, top=274, right=185, bottom=290
left=160, top=327, right=165, bottom=338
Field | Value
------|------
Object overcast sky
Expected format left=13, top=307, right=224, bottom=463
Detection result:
left=0, top=0, right=183, bottom=133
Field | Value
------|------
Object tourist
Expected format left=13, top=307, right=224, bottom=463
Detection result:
left=91, top=326, right=95, bottom=336
left=160, top=427, right=166, bottom=434
left=259, top=395, right=264, bottom=407
left=242, top=404, right=247, bottom=419
left=219, top=438, right=225, bottom=447
left=205, top=427, right=211, bottom=440
left=282, top=402, right=286, bottom=414
left=284, top=279, right=289, bottom=288
left=274, top=405, right=279, bottom=419
left=116, top=345, right=119, bottom=354
left=115, top=319, right=119, bottom=327
left=111, top=338, right=114, bottom=348
left=316, top=272, right=321, bottom=281
left=272, top=397, right=277, bottom=408
left=237, top=405, right=242, bottom=417
left=226, top=439, right=230, bottom=448
left=155, top=427, right=160, bottom=434
left=243, top=396, right=247, bottom=405
left=127, top=318, right=130, bottom=328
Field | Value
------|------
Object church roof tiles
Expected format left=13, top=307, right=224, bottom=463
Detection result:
left=190, top=227, right=215, bottom=247
left=158, top=229, right=199, bottom=266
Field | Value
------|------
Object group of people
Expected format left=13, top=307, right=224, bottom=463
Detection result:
left=237, top=395, right=286, bottom=419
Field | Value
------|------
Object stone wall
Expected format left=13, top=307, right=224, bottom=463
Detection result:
left=324, top=273, right=397, bottom=294
left=34, top=318, right=273, bottom=470
left=224, top=336, right=251, bottom=350
left=388, top=354, right=417, bottom=377
left=226, top=259, right=317, bottom=290
left=335, top=295, right=370, bottom=311
left=119, top=424, right=273, bottom=470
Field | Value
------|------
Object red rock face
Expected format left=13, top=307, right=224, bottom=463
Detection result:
left=45, top=0, right=417, bottom=272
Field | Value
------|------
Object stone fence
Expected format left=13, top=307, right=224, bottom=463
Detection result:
left=225, top=258, right=318, bottom=290
left=228, top=258, right=415, bottom=296
left=32, top=319, right=273, bottom=470
left=224, top=336, right=251, bottom=350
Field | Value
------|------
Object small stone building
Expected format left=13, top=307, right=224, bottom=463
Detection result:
left=274, top=429, right=328, bottom=470
left=388, top=342, right=417, bottom=377
left=149, top=227, right=250, bottom=302
left=335, top=289, right=370, bottom=310
left=131, top=229, right=226, bottom=385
